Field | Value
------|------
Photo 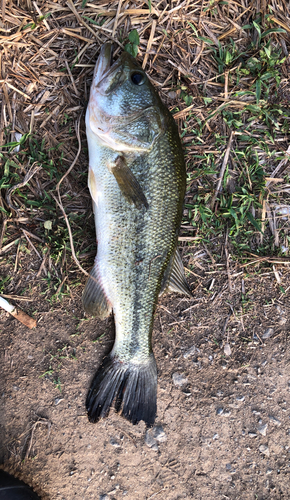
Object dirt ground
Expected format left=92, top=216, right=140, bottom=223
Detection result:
left=1, top=247, right=290, bottom=500
left=1, top=0, right=290, bottom=498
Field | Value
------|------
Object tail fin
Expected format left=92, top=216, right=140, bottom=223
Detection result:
left=86, top=353, right=157, bottom=426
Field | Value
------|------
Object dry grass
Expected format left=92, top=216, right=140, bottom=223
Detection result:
left=0, top=0, right=290, bottom=300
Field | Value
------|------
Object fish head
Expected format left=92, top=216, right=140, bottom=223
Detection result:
left=87, top=43, right=167, bottom=151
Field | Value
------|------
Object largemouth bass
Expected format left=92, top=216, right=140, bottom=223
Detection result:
left=84, top=43, right=191, bottom=426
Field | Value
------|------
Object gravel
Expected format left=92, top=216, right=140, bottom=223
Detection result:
left=153, top=424, right=167, bottom=443
left=262, top=328, right=274, bottom=340
left=145, top=425, right=167, bottom=450
left=183, top=346, right=200, bottom=359
left=258, top=423, right=268, bottom=436
left=172, top=372, right=188, bottom=387
left=259, top=444, right=270, bottom=457
left=269, top=416, right=281, bottom=426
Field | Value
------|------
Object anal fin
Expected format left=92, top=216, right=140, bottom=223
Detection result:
left=82, top=263, right=112, bottom=319
left=109, top=156, right=149, bottom=210
left=160, top=247, right=192, bottom=297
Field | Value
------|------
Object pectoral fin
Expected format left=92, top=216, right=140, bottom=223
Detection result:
left=82, top=263, right=112, bottom=319
left=88, top=167, right=99, bottom=207
left=160, top=247, right=192, bottom=297
left=110, top=156, right=149, bottom=210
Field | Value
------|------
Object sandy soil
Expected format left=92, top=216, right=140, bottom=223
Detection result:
left=1, top=249, right=290, bottom=500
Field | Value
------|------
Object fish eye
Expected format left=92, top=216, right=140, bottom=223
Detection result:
left=131, top=71, right=145, bottom=85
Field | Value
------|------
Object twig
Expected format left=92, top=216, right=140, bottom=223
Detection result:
left=222, top=314, right=231, bottom=335
left=266, top=145, right=290, bottom=187
left=184, top=266, right=201, bottom=278
left=0, top=218, right=8, bottom=252
left=211, top=131, right=234, bottom=210
left=112, top=0, right=122, bottom=38
left=254, top=329, right=263, bottom=344
left=36, top=252, right=48, bottom=277
left=6, top=163, right=41, bottom=213
left=53, top=117, right=89, bottom=277
left=224, top=231, right=233, bottom=293
left=147, top=489, right=166, bottom=500
left=25, top=419, right=51, bottom=459
left=2, top=294, right=33, bottom=301
left=178, top=236, right=201, bottom=241
left=52, top=194, right=89, bottom=277
left=22, top=229, right=41, bottom=259
left=14, top=238, right=21, bottom=273
left=142, top=19, right=157, bottom=69
left=65, top=60, right=79, bottom=97
left=115, top=427, right=137, bottom=448
left=56, top=116, right=82, bottom=194
left=0, top=296, right=36, bottom=328
left=66, top=0, right=101, bottom=39
left=224, top=70, right=229, bottom=100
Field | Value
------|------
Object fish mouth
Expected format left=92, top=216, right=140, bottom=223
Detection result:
left=93, top=43, right=114, bottom=86
left=93, top=44, right=134, bottom=95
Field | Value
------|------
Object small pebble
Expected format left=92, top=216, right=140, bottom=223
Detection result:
left=262, top=328, right=274, bottom=340
left=110, top=438, right=121, bottom=448
left=259, top=444, right=270, bottom=457
left=216, top=407, right=224, bottom=415
left=266, top=468, right=273, bottom=475
left=145, top=431, right=158, bottom=451
left=269, top=416, right=281, bottom=426
left=108, top=485, right=119, bottom=494
left=225, top=463, right=236, bottom=473
left=172, top=372, right=188, bottom=387
left=248, top=432, right=257, bottom=438
left=258, top=423, right=268, bottom=436
left=213, top=433, right=219, bottom=440
left=224, top=343, right=231, bottom=356
left=183, top=346, right=199, bottom=359
left=168, top=91, right=177, bottom=99
left=55, top=398, right=63, bottom=405
left=99, top=495, right=109, bottom=500
left=145, top=432, right=156, bottom=448
left=236, top=395, right=245, bottom=402
left=153, top=425, right=167, bottom=443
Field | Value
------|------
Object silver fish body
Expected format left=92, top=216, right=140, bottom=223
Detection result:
left=84, top=44, right=191, bottom=426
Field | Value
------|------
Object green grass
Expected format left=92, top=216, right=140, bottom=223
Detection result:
left=181, top=22, right=290, bottom=257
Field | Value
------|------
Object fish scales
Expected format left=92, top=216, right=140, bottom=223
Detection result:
left=84, top=43, right=191, bottom=426
left=93, top=128, right=184, bottom=359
